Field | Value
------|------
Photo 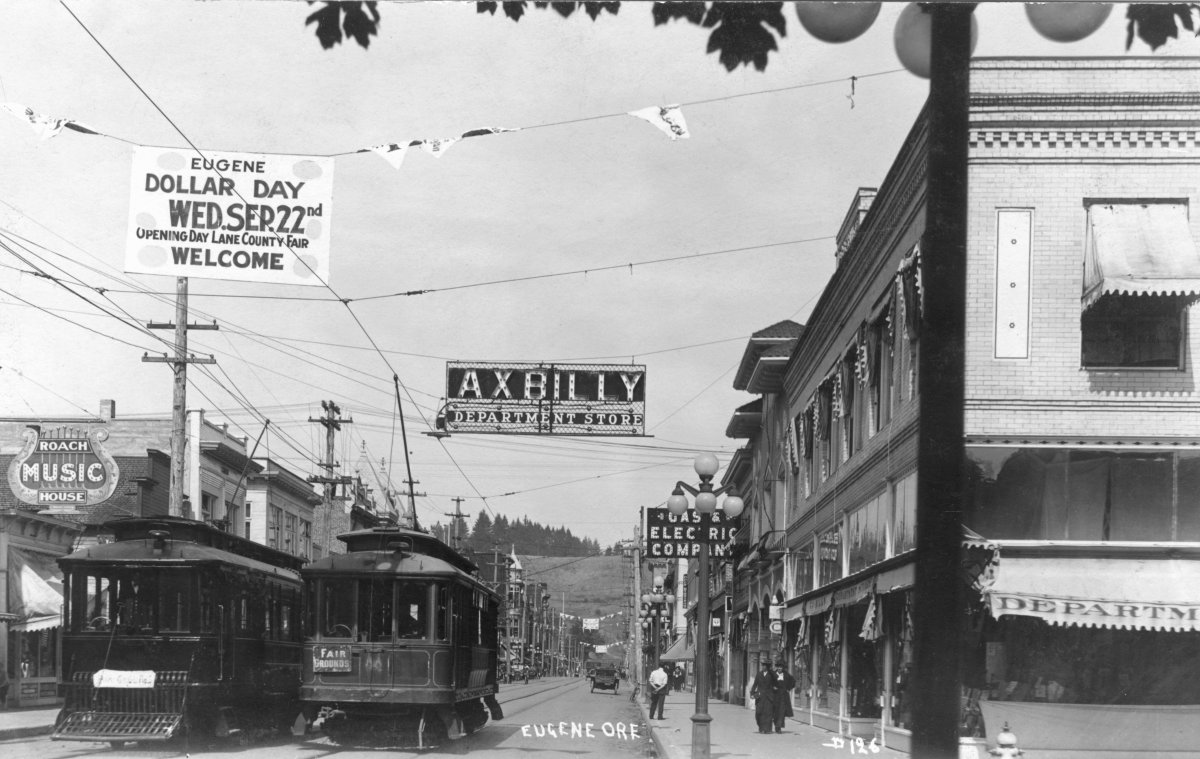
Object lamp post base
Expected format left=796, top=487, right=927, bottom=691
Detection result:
left=689, top=711, right=712, bottom=759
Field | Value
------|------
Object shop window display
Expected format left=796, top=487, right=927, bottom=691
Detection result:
left=815, top=610, right=842, bottom=712
left=972, top=616, right=1200, bottom=705
left=846, top=604, right=881, bottom=718
left=884, top=593, right=914, bottom=729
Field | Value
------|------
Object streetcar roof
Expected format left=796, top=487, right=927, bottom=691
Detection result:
left=303, top=550, right=499, bottom=595
left=58, top=539, right=302, bottom=583
left=335, top=525, right=478, bottom=573
left=101, top=516, right=305, bottom=571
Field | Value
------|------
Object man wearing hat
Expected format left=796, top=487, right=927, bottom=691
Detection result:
left=748, top=659, right=777, bottom=734
left=772, top=659, right=796, bottom=733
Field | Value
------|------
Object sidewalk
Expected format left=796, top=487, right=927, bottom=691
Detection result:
left=0, top=706, right=58, bottom=741
left=637, top=688, right=908, bottom=759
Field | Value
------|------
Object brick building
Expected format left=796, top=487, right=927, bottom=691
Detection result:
left=710, top=58, right=1200, bottom=755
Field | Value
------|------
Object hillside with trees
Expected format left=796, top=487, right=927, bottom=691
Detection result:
left=429, top=510, right=604, bottom=557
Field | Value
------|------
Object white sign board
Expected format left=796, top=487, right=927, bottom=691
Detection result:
left=126, top=147, right=334, bottom=286
left=92, top=669, right=156, bottom=688
left=583, top=618, right=600, bottom=630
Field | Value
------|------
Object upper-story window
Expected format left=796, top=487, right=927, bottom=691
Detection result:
left=1082, top=294, right=1186, bottom=368
left=792, top=537, right=814, bottom=596
left=1081, top=202, right=1200, bottom=369
left=847, top=491, right=887, bottom=575
left=892, top=472, right=917, bottom=555
left=818, top=523, right=842, bottom=586
left=963, top=447, right=1200, bottom=541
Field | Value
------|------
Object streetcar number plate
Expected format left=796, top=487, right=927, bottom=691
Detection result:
left=313, top=644, right=352, bottom=672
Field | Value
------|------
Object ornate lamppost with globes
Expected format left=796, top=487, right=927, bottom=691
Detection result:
left=639, top=573, right=674, bottom=679
left=666, top=453, right=744, bottom=759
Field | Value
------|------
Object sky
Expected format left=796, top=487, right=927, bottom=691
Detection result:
left=3, top=1, right=1200, bottom=548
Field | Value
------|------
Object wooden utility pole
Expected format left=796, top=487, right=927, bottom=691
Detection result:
left=444, top=496, right=466, bottom=549
left=632, top=509, right=643, bottom=692
left=308, top=400, right=353, bottom=556
left=397, top=476, right=425, bottom=530
left=143, top=276, right=217, bottom=519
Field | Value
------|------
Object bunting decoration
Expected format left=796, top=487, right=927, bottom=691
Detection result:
left=787, top=415, right=800, bottom=473
left=824, top=607, right=841, bottom=644
left=860, top=594, right=883, bottom=641
left=364, top=128, right=519, bottom=169
left=627, top=104, right=690, bottom=140
left=3, top=103, right=97, bottom=140
left=368, top=141, right=411, bottom=169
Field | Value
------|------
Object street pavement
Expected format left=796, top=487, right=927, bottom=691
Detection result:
left=636, top=686, right=909, bottom=759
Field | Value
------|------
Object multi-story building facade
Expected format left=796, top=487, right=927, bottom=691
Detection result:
left=244, top=457, right=320, bottom=561
left=0, top=400, right=318, bottom=707
left=708, top=58, right=1200, bottom=755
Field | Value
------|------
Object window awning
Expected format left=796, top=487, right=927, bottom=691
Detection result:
left=1082, top=202, right=1200, bottom=310
left=660, top=636, right=694, bottom=661
left=984, top=555, right=1200, bottom=632
left=6, top=548, right=64, bottom=632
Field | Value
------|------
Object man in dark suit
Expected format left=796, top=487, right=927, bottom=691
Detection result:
left=749, top=659, right=777, bottom=734
left=773, top=659, right=796, bottom=733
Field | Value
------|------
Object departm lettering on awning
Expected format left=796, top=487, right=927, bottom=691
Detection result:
left=644, top=507, right=735, bottom=558
left=443, top=361, right=646, bottom=436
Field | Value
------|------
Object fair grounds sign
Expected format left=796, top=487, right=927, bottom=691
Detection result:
left=443, top=362, right=646, bottom=436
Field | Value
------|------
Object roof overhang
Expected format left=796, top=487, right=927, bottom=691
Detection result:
left=724, top=398, right=762, bottom=439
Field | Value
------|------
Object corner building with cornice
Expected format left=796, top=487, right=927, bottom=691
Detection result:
left=716, top=58, right=1200, bottom=757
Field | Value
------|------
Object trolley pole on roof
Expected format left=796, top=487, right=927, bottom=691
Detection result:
left=144, top=276, right=217, bottom=519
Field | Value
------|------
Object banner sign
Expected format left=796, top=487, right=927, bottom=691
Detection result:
left=443, top=362, right=646, bottom=436
left=644, top=507, right=735, bottom=559
left=125, top=147, right=334, bottom=286
left=583, top=618, right=600, bottom=630
left=7, top=426, right=119, bottom=509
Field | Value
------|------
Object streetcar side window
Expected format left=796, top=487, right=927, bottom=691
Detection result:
left=358, top=577, right=394, bottom=642
left=321, top=578, right=356, bottom=638
left=396, top=581, right=428, bottom=640
left=199, top=574, right=218, bottom=633
left=435, top=583, right=449, bottom=641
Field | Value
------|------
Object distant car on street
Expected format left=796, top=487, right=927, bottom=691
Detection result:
left=590, top=666, right=619, bottom=694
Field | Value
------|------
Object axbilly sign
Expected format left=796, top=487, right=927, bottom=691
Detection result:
left=644, top=507, right=735, bottom=558
left=443, top=362, right=646, bottom=436
left=6, top=426, right=119, bottom=508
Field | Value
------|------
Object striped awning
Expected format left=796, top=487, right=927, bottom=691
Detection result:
left=1083, top=202, right=1200, bottom=310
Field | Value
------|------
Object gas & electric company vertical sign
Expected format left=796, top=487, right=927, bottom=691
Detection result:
left=125, top=147, right=334, bottom=286
left=644, top=507, right=735, bottom=558
left=444, top=362, right=646, bottom=436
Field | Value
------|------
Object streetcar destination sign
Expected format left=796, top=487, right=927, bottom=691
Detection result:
left=443, top=362, right=646, bottom=436
left=312, top=644, right=352, bottom=672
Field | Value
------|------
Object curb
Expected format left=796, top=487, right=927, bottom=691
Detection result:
left=0, top=724, right=54, bottom=741
left=636, top=688, right=676, bottom=759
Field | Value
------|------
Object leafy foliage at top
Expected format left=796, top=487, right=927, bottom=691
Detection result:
left=306, top=1, right=1200, bottom=70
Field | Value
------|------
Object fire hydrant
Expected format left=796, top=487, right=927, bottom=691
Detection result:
left=989, top=722, right=1023, bottom=757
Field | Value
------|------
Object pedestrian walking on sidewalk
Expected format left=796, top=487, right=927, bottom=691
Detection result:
left=648, top=662, right=670, bottom=720
left=773, top=659, right=796, bottom=733
left=749, top=659, right=777, bottom=734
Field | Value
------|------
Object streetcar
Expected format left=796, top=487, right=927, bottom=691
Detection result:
left=52, top=517, right=305, bottom=747
left=298, top=525, right=503, bottom=747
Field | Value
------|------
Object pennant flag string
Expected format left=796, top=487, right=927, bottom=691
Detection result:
left=4, top=68, right=904, bottom=160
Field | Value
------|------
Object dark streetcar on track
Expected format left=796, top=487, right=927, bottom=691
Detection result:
left=51, top=517, right=305, bottom=747
left=298, top=526, right=503, bottom=747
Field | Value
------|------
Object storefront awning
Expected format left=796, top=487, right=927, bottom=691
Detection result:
left=1082, top=202, right=1200, bottom=310
left=6, top=548, right=64, bottom=632
left=660, top=636, right=694, bottom=661
left=984, top=555, right=1200, bottom=632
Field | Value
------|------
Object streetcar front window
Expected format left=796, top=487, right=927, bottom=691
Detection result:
left=159, top=571, right=193, bottom=632
left=358, top=578, right=393, bottom=642
left=321, top=578, right=356, bottom=638
left=397, top=581, right=429, bottom=640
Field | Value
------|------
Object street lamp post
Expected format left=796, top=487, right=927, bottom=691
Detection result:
left=667, top=453, right=744, bottom=759
left=639, top=574, right=674, bottom=685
